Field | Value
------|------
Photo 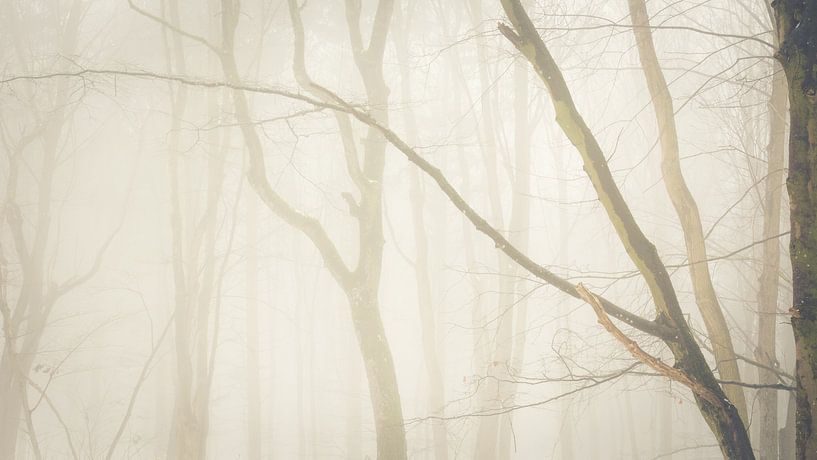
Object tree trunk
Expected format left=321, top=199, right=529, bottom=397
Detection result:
left=756, top=62, right=788, bottom=460
left=773, top=2, right=817, bottom=458
left=627, top=0, right=748, bottom=423
left=226, top=1, right=407, bottom=457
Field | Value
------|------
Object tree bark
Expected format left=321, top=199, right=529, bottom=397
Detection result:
left=773, top=2, right=817, bottom=458
left=228, top=1, right=407, bottom=457
left=394, top=5, right=448, bottom=457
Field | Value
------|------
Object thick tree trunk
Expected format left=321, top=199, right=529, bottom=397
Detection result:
left=553, top=147, right=575, bottom=460
left=394, top=8, right=448, bottom=457
left=246, top=194, right=261, bottom=459
left=164, top=2, right=226, bottom=457
left=499, top=49, right=533, bottom=459
left=774, top=2, right=817, bottom=458
left=0, top=4, right=80, bottom=456
left=464, top=2, right=518, bottom=456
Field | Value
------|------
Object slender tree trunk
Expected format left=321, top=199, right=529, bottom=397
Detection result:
left=499, top=47, right=533, bottom=459
left=658, top=386, right=672, bottom=459
left=553, top=148, right=575, bottom=460
left=627, top=0, right=748, bottom=423
left=464, top=2, right=516, bottom=456
left=346, top=323, right=363, bottom=459
left=756, top=63, right=788, bottom=460
left=0, top=4, right=80, bottom=456
left=246, top=193, right=261, bottom=459
left=225, top=1, right=407, bottom=456
left=781, top=389, right=796, bottom=459
left=394, top=7, right=448, bottom=457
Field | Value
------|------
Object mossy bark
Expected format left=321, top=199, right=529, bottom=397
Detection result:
left=774, top=1, right=817, bottom=458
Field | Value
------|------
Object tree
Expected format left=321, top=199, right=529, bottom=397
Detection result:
left=772, top=1, right=817, bottom=458
left=626, top=0, right=748, bottom=424
left=393, top=3, right=448, bottom=458
left=222, top=0, right=408, bottom=456
left=0, top=2, right=118, bottom=457
left=498, top=0, right=753, bottom=456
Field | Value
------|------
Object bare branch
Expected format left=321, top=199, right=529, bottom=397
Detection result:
left=576, top=284, right=725, bottom=409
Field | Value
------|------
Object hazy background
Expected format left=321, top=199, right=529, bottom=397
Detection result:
left=0, top=0, right=788, bottom=458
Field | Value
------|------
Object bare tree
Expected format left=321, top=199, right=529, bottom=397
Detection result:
left=495, top=0, right=752, bottom=456
left=0, top=2, right=114, bottom=457
left=626, top=0, right=748, bottom=423
left=393, top=3, right=448, bottom=458
left=222, top=0, right=407, bottom=456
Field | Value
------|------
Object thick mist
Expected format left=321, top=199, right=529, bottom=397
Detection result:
left=0, top=0, right=798, bottom=459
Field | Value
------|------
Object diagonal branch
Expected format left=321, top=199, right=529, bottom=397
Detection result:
left=287, top=0, right=365, bottom=192
left=0, top=67, right=674, bottom=339
left=576, top=283, right=724, bottom=408
left=219, top=4, right=353, bottom=288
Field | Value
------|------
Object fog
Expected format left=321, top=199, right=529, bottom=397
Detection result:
left=0, top=0, right=794, bottom=459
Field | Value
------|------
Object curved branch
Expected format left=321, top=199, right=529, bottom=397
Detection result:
left=0, top=68, right=674, bottom=339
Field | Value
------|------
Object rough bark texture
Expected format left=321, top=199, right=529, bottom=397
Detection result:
left=497, top=1, right=753, bottom=457
left=627, top=0, right=748, bottom=423
left=773, top=1, right=817, bottom=458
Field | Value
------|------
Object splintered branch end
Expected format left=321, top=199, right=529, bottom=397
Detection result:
left=497, top=22, right=522, bottom=48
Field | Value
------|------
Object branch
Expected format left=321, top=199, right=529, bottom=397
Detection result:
left=219, top=6, right=353, bottom=288
left=126, top=0, right=220, bottom=55
left=532, top=22, right=774, bottom=50
left=287, top=0, right=366, bottom=191
left=577, top=283, right=725, bottom=409
left=0, top=67, right=674, bottom=339
left=105, top=314, right=174, bottom=460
